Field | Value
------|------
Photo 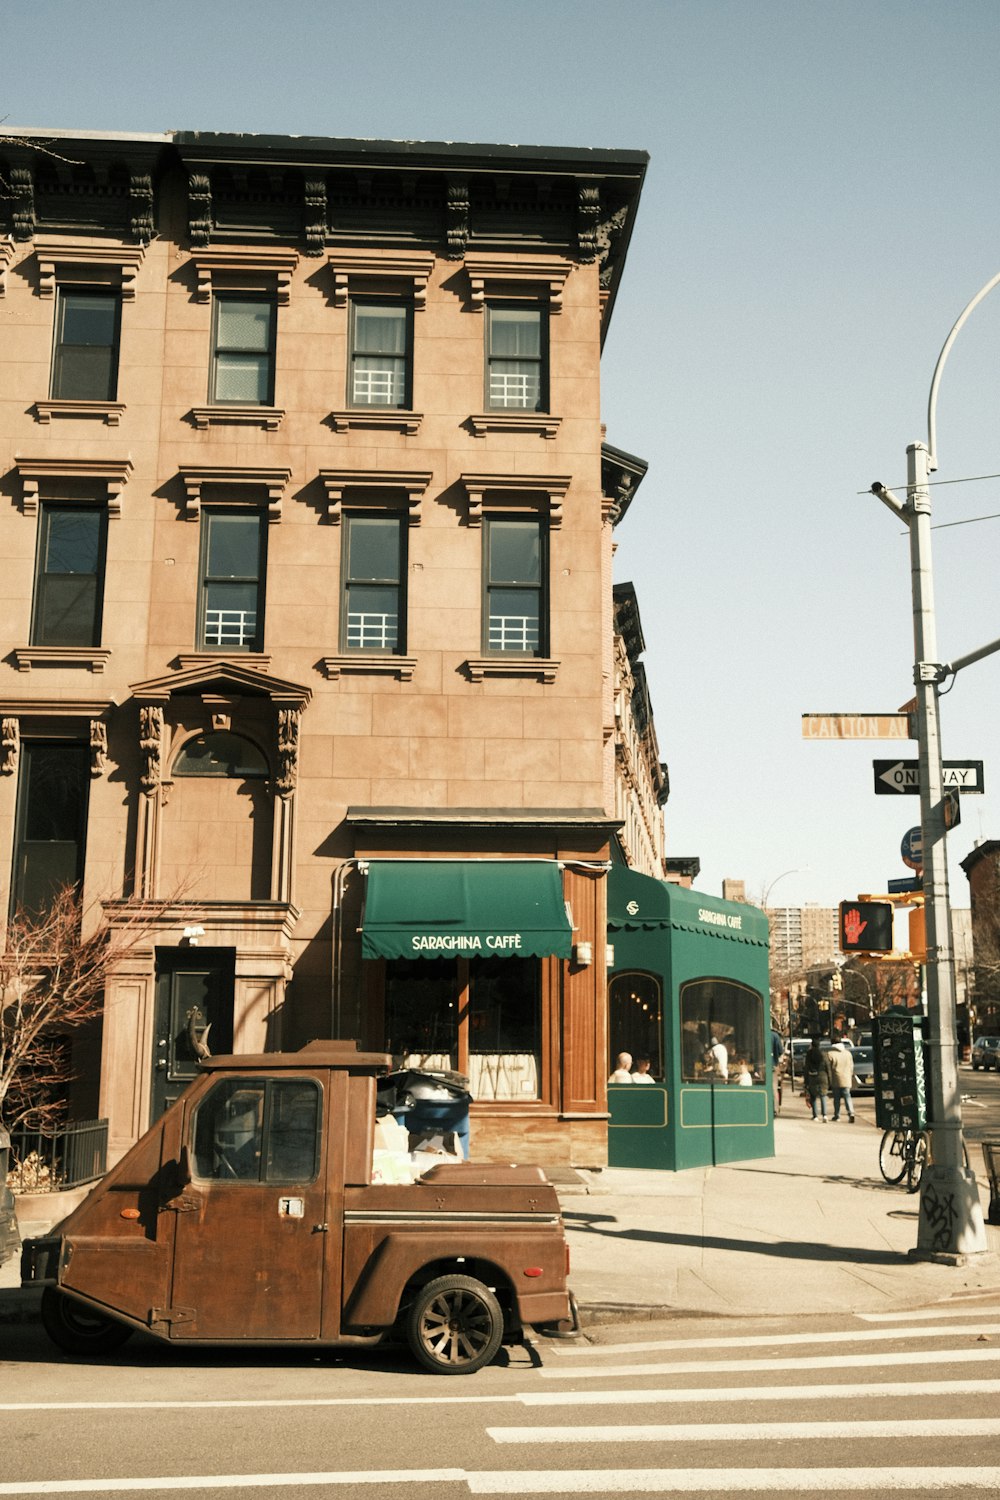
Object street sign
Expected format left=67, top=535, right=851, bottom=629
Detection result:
left=888, top=876, right=923, bottom=894
left=802, top=713, right=912, bottom=741
left=900, top=826, right=923, bottom=870
left=873, top=759, right=985, bottom=795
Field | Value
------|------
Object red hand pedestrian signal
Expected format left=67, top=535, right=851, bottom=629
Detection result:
left=839, top=900, right=894, bottom=952
left=843, top=907, right=867, bottom=945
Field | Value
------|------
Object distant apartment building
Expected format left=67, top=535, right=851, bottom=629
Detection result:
left=766, top=905, right=841, bottom=973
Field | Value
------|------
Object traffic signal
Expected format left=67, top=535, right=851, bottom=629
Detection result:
left=839, top=900, right=894, bottom=953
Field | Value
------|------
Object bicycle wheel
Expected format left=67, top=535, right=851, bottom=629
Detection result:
left=879, top=1128, right=908, bottom=1184
left=906, top=1132, right=929, bottom=1193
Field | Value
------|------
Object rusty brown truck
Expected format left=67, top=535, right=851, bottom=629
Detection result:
left=21, top=1041, right=573, bottom=1373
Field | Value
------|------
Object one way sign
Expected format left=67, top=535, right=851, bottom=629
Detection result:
left=873, top=759, right=985, bottom=795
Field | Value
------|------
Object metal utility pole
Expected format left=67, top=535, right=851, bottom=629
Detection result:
left=869, top=271, right=1000, bottom=1258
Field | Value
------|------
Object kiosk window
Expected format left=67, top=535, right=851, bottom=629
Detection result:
left=193, top=1077, right=320, bottom=1182
left=679, top=978, right=765, bottom=1084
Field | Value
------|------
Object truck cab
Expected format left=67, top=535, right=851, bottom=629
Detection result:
left=21, top=1041, right=572, bottom=1374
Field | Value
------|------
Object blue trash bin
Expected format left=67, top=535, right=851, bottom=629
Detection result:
left=379, top=1069, right=471, bottom=1158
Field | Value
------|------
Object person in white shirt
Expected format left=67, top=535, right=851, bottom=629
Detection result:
left=608, top=1051, right=633, bottom=1083
left=631, top=1057, right=656, bottom=1083
left=707, top=1036, right=729, bottom=1081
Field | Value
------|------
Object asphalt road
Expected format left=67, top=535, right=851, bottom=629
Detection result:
left=961, top=1059, right=1000, bottom=1144
left=4, top=1297, right=1000, bottom=1495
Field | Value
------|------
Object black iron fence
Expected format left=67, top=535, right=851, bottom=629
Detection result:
left=8, top=1119, right=108, bottom=1192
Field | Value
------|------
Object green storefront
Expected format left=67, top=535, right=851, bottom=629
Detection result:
left=607, top=865, right=774, bottom=1169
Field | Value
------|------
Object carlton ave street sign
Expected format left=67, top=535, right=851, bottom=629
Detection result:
left=802, top=713, right=912, bottom=741
left=873, top=759, right=985, bottom=795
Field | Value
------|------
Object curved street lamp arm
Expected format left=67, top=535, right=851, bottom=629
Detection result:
left=927, top=269, right=1000, bottom=470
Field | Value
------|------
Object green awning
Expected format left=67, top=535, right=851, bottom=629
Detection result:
left=361, top=860, right=572, bottom=961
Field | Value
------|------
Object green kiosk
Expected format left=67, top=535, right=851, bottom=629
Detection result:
left=607, top=864, right=774, bottom=1169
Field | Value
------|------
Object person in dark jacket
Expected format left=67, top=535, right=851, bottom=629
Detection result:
left=803, top=1037, right=831, bottom=1122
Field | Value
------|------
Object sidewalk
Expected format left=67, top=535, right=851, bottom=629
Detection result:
left=3, top=1106, right=999, bottom=1328
left=558, top=1106, right=1000, bottom=1322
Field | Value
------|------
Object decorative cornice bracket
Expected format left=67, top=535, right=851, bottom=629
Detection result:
left=318, top=469, right=432, bottom=526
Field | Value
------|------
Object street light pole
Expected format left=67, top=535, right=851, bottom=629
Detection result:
left=870, top=274, right=1000, bottom=1258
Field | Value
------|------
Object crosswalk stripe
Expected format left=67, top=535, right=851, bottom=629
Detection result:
left=539, top=1346, right=999, bottom=1379
left=859, top=1306, right=1000, bottom=1322
left=0, top=1476, right=467, bottom=1496
left=464, top=1470, right=1000, bottom=1495
left=3, top=1469, right=998, bottom=1497
left=487, top=1417, right=1000, bottom=1443
left=521, top=1377, right=1000, bottom=1406
left=549, top=1322, right=1000, bottom=1356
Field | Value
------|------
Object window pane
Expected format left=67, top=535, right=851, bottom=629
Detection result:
left=203, top=582, right=259, bottom=646
left=489, top=522, right=540, bottom=585
left=193, top=1079, right=265, bottom=1180
left=214, top=353, right=270, bottom=403
left=206, top=513, right=260, bottom=578
left=608, top=972, right=663, bottom=1077
left=489, top=308, right=541, bottom=357
left=172, top=731, right=269, bottom=778
left=45, top=510, right=102, bottom=575
left=13, top=744, right=89, bottom=917
left=354, top=304, right=407, bottom=356
left=679, top=979, right=765, bottom=1084
left=216, top=300, right=272, bottom=351
left=469, top=957, right=540, bottom=1102
left=265, top=1080, right=320, bottom=1183
left=348, top=517, right=400, bottom=582
left=35, top=575, right=98, bottom=647
left=345, top=584, right=399, bottom=650
left=59, top=292, right=117, bottom=346
left=385, top=957, right=458, bottom=1069
left=488, top=362, right=541, bottom=410
left=488, top=591, right=540, bottom=652
left=53, top=345, right=116, bottom=401
left=351, top=356, right=406, bottom=407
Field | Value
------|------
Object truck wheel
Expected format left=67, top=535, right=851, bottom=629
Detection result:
left=405, top=1273, right=504, bottom=1375
left=40, top=1288, right=133, bottom=1357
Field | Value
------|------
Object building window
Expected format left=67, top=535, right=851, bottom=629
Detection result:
left=50, top=289, right=121, bottom=401
left=349, top=300, right=411, bottom=408
left=198, top=509, right=266, bottom=652
left=172, top=731, right=269, bottom=778
left=608, top=971, right=663, bottom=1078
left=11, top=742, right=90, bottom=918
left=384, top=955, right=541, bottom=1102
left=210, top=295, right=276, bottom=405
left=484, top=518, right=545, bottom=655
left=341, top=514, right=405, bottom=653
left=486, top=304, right=545, bottom=411
left=679, top=978, right=765, bottom=1085
left=31, top=505, right=107, bottom=648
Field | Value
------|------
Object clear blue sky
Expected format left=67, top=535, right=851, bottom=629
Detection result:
left=5, top=0, right=1000, bottom=916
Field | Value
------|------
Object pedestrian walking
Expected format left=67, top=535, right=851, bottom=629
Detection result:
left=803, top=1037, right=831, bottom=1121
left=827, top=1038, right=856, bottom=1122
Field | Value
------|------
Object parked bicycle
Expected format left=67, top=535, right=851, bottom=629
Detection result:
left=878, top=1127, right=928, bottom=1193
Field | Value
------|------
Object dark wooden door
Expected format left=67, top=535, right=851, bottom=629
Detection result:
left=151, top=950, right=234, bottom=1119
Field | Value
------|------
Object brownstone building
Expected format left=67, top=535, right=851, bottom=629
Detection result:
left=0, top=128, right=651, bottom=1167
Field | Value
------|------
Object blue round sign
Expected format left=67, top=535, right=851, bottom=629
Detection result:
left=901, top=825, right=923, bottom=870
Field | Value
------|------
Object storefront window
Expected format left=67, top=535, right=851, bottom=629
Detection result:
left=679, top=977, right=765, bottom=1084
left=469, top=956, right=539, bottom=1101
left=385, top=957, right=458, bottom=1072
left=383, top=954, right=541, bottom=1101
left=608, top=971, right=662, bottom=1077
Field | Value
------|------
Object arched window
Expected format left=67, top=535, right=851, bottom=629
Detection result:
left=172, top=731, right=268, bottom=779
left=608, top=970, right=663, bottom=1078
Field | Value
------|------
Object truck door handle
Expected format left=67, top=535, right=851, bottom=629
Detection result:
left=312, top=1223, right=329, bottom=1234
